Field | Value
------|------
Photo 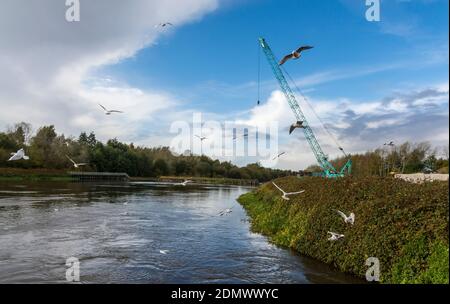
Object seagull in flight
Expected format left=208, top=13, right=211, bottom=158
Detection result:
left=99, top=104, right=123, bottom=115
left=218, top=207, right=233, bottom=216
left=384, top=141, right=395, bottom=147
left=177, top=180, right=192, bottom=186
left=272, top=182, right=305, bottom=201
left=66, top=155, right=88, bottom=168
left=289, top=121, right=305, bottom=135
left=335, top=210, right=355, bottom=225
left=327, top=232, right=344, bottom=241
left=279, top=45, right=314, bottom=66
left=8, top=148, right=29, bottom=161
left=159, top=250, right=169, bottom=255
left=155, top=22, right=173, bottom=28
left=195, top=135, right=207, bottom=141
left=272, top=152, right=286, bottom=160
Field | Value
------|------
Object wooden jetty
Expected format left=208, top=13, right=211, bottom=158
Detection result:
left=68, top=172, right=130, bottom=182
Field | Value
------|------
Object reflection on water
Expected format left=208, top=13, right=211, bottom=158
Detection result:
left=0, top=181, right=363, bottom=284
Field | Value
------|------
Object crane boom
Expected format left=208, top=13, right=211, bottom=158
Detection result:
left=258, top=37, right=351, bottom=177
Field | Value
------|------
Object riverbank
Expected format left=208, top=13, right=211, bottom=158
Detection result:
left=0, top=168, right=71, bottom=181
left=237, top=176, right=449, bottom=284
left=0, top=168, right=259, bottom=186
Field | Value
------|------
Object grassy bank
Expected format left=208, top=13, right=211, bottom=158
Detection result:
left=238, top=176, right=449, bottom=284
left=0, top=168, right=71, bottom=181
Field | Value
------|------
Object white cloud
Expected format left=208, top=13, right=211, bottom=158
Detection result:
left=0, top=0, right=218, bottom=141
left=231, top=84, right=449, bottom=170
left=0, top=1, right=447, bottom=173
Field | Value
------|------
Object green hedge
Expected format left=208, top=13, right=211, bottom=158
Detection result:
left=238, top=176, right=449, bottom=284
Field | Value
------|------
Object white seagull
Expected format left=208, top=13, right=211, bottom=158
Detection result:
left=8, top=148, right=29, bottom=161
left=289, top=121, right=305, bottom=135
left=195, top=135, right=207, bottom=141
left=335, top=210, right=355, bottom=225
left=66, top=155, right=88, bottom=168
left=99, top=104, right=123, bottom=115
left=159, top=250, right=169, bottom=255
left=272, top=182, right=305, bottom=201
left=218, top=207, right=233, bottom=216
left=328, top=232, right=344, bottom=241
left=279, top=45, right=314, bottom=66
left=177, top=180, right=192, bottom=186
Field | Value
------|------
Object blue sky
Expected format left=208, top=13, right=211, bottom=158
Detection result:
left=1, top=0, right=448, bottom=170
left=98, top=0, right=449, bottom=113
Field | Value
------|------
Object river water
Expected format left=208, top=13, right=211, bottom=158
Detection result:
left=0, top=181, right=362, bottom=284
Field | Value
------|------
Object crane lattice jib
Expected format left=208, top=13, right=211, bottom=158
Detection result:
left=259, top=37, right=338, bottom=173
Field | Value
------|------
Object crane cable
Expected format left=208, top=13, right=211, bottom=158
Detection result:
left=257, top=44, right=261, bottom=105
left=280, top=65, right=348, bottom=157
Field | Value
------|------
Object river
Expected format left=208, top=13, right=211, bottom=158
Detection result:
left=0, top=181, right=362, bottom=284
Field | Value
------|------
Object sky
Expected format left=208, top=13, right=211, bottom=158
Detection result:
left=0, top=0, right=448, bottom=170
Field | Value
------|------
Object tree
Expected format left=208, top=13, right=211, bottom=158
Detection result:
left=175, top=159, right=188, bottom=176
left=8, top=122, right=32, bottom=146
left=0, top=122, right=299, bottom=180
left=195, top=161, right=212, bottom=177
left=153, top=159, right=169, bottom=176
left=29, top=125, right=58, bottom=168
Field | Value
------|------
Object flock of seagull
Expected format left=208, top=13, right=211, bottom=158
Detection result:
left=271, top=181, right=355, bottom=242
left=256, top=43, right=315, bottom=160
left=6, top=21, right=174, bottom=163
left=327, top=210, right=355, bottom=241
left=6, top=103, right=126, bottom=165
left=6, top=29, right=350, bottom=248
left=280, top=45, right=313, bottom=138
left=188, top=43, right=315, bottom=162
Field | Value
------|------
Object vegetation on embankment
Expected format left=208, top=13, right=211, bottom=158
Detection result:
left=307, top=142, right=449, bottom=177
left=238, top=176, right=449, bottom=284
left=0, top=168, right=71, bottom=181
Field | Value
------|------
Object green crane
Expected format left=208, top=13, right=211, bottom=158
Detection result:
left=258, top=37, right=351, bottom=178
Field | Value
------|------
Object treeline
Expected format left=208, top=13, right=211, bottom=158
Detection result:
left=308, top=142, right=449, bottom=177
left=0, top=122, right=293, bottom=182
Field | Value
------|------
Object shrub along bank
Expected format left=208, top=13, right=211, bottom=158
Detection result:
left=238, top=176, right=449, bottom=283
